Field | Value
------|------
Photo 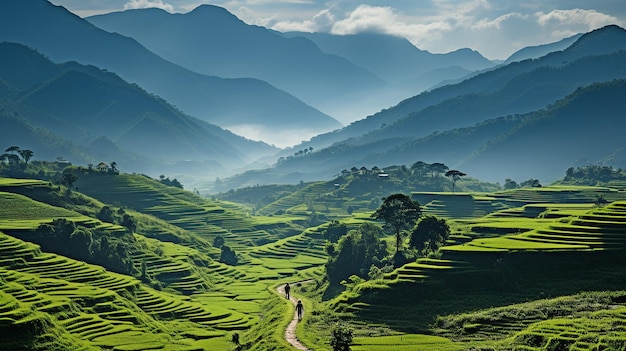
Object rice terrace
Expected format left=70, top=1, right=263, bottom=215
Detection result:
left=2, top=2, right=626, bottom=350
left=1, top=158, right=626, bottom=350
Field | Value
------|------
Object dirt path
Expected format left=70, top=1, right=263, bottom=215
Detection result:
left=278, top=282, right=312, bottom=350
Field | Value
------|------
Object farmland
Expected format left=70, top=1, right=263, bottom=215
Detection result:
left=1, top=168, right=626, bottom=350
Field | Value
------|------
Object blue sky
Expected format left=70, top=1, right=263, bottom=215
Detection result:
left=50, top=0, right=626, bottom=59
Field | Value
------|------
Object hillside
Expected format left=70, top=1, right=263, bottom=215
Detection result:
left=3, top=160, right=626, bottom=350
left=87, top=6, right=385, bottom=124
left=293, top=25, right=626, bottom=154
left=503, top=33, right=583, bottom=64
left=0, top=42, right=277, bottom=177
left=0, top=173, right=327, bottom=350
left=217, top=74, right=626, bottom=189
left=0, top=0, right=339, bottom=147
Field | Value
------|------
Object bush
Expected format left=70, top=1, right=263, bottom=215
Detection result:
left=330, top=323, right=353, bottom=351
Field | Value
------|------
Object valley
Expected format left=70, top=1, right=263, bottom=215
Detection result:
left=1, top=1, right=626, bottom=350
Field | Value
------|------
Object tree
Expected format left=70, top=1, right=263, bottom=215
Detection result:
left=110, top=161, right=118, bottom=173
left=410, top=161, right=428, bottom=178
left=325, top=220, right=348, bottom=243
left=97, top=206, right=115, bottom=223
left=520, top=178, right=542, bottom=188
left=504, top=178, right=519, bottom=190
left=121, top=214, right=136, bottom=233
left=5, top=146, right=20, bottom=155
left=220, top=245, right=238, bottom=265
left=371, top=193, right=421, bottom=253
left=18, top=149, right=34, bottom=164
left=330, top=323, right=353, bottom=351
left=1, top=153, right=20, bottom=166
left=213, top=235, right=225, bottom=248
left=428, top=162, right=449, bottom=178
left=62, top=172, right=78, bottom=190
left=325, top=223, right=387, bottom=284
left=445, top=170, right=466, bottom=194
left=409, top=216, right=450, bottom=254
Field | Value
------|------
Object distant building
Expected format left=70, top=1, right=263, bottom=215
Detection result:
left=96, top=162, right=109, bottom=172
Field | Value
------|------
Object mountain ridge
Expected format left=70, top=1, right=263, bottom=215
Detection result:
left=0, top=0, right=339, bottom=147
left=0, top=42, right=277, bottom=177
left=87, top=5, right=387, bottom=124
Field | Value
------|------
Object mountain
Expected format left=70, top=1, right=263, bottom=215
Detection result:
left=504, top=33, right=583, bottom=64
left=292, top=25, right=626, bottom=154
left=285, top=32, right=494, bottom=88
left=218, top=78, right=626, bottom=190
left=0, top=0, right=340, bottom=147
left=0, top=42, right=278, bottom=177
left=215, top=25, right=626, bottom=189
left=87, top=5, right=387, bottom=124
left=460, top=79, right=626, bottom=181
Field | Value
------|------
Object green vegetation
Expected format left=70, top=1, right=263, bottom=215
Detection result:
left=2, top=158, right=626, bottom=350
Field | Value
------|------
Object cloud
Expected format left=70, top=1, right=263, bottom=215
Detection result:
left=269, top=9, right=335, bottom=32
left=123, top=0, right=174, bottom=12
left=536, top=8, right=622, bottom=38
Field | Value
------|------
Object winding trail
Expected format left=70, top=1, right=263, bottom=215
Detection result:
left=278, top=282, right=313, bottom=350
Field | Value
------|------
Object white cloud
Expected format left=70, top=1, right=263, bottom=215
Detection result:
left=537, top=8, right=619, bottom=27
left=123, top=0, right=174, bottom=12
left=269, top=9, right=335, bottom=32
left=473, top=12, right=528, bottom=30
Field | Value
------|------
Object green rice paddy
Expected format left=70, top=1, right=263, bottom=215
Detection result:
left=3, top=174, right=626, bottom=350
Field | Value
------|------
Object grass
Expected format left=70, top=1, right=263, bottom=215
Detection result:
left=352, top=334, right=465, bottom=351
left=5, top=173, right=626, bottom=350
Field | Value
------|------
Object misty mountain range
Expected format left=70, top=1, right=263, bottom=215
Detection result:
left=1, top=0, right=625, bottom=190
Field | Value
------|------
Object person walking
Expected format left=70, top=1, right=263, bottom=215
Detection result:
left=295, top=299, right=304, bottom=321
left=284, top=283, right=291, bottom=300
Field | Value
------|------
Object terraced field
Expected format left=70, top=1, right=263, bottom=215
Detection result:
left=75, top=173, right=303, bottom=251
left=447, top=200, right=626, bottom=253
left=0, top=176, right=326, bottom=349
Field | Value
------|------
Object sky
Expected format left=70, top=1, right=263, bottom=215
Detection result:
left=49, top=0, right=626, bottom=60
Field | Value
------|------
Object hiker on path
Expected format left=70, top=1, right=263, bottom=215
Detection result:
left=284, top=283, right=291, bottom=299
left=295, top=299, right=304, bottom=321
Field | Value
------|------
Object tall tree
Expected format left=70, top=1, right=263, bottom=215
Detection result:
left=18, top=149, right=34, bottom=164
left=371, top=193, right=421, bottom=253
left=445, top=170, right=466, bottom=194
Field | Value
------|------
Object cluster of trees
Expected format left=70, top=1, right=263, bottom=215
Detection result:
left=325, top=193, right=451, bottom=285
left=97, top=206, right=137, bottom=233
left=0, top=146, right=34, bottom=167
left=325, top=222, right=388, bottom=284
left=503, top=178, right=542, bottom=189
left=563, top=165, right=626, bottom=184
left=22, top=218, right=139, bottom=276
left=276, top=146, right=314, bottom=163
left=158, top=174, right=183, bottom=189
